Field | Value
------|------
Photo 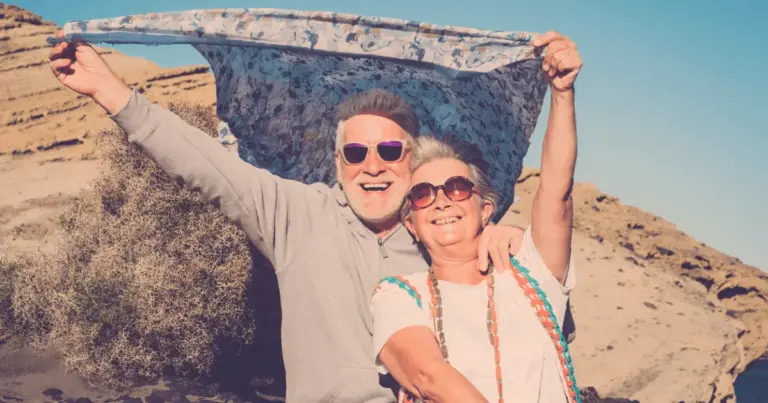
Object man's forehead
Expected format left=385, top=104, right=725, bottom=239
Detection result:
left=343, top=114, right=409, bottom=142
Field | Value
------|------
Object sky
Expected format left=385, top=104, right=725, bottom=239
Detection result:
left=15, top=0, right=768, bottom=270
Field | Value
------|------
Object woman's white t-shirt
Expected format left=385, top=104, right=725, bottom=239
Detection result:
left=371, top=225, right=576, bottom=402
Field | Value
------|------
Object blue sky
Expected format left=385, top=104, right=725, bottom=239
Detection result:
left=16, top=1, right=767, bottom=270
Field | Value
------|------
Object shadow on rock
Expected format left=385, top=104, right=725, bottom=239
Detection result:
left=580, top=387, right=640, bottom=403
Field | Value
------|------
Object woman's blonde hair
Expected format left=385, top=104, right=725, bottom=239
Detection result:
left=400, top=135, right=500, bottom=224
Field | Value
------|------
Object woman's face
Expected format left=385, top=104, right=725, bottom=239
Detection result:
left=404, top=158, right=493, bottom=250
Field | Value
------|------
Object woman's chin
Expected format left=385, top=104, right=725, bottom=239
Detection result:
left=428, top=234, right=470, bottom=249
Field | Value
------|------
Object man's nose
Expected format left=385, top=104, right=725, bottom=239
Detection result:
left=363, top=149, right=385, bottom=175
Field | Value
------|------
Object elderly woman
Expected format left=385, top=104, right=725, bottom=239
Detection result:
left=371, top=33, right=583, bottom=403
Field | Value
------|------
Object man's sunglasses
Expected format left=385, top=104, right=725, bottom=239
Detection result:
left=407, top=176, right=476, bottom=210
left=340, top=140, right=408, bottom=164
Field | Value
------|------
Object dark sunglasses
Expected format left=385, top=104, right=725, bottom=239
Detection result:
left=340, top=140, right=407, bottom=164
left=407, top=176, right=476, bottom=210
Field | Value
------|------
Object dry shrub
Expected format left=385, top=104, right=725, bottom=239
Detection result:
left=0, top=257, right=21, bottom=340
left=12, top=102, right=256, bottom=389
left=0, top=254, right=51, bottom=344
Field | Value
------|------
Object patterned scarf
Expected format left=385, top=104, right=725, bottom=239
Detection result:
left=48, top=8, right=548, bottom=220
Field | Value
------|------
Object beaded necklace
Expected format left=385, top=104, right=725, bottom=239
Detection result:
left=398, top=258, right=582, bottom=403
left=428, top=266, right=504, bottom=402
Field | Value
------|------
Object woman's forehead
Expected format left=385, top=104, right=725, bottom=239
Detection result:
left=412, top=158, right=470, bottom=184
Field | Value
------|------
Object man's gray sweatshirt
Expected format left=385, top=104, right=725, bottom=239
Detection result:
left=111, top=90, right=428, bottom=402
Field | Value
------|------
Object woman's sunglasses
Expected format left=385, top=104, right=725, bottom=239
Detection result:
left=340, top=140, right=407, bottom=164
left=407, top=176, right=476, bottom=210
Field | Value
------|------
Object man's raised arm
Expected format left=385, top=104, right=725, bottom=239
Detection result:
left=49, top=33, right=319, bottom=270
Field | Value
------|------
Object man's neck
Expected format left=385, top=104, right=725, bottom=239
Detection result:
left=375, top=226, right=398, bottom=239
left=367, top=217, right=402, bottom=240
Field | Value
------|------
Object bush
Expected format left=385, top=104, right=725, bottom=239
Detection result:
left=11, top=102, right=257, bottom=389
left=0, top=254, right=51, bottom=344
left=0, top=257, right=20, bottom=340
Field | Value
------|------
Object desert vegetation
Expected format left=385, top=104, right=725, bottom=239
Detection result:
left=0, top=103, right=258, bottom=389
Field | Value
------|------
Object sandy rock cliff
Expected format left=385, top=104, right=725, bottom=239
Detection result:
left=1, top=4, right=766, bottom=402
left=0, top=2, right=217, bottom=259
left=0, top=3, right=216, bottom=162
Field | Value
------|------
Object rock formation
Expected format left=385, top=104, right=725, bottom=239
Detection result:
left=0, top=3, right=216, bottom=162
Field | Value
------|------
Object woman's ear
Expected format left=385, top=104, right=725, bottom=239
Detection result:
left=404, top=213, right=419, bottom=242
left=481, top=200, right=495, bottom=226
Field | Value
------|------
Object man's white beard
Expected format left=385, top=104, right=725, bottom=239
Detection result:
left=342, top=180, right=405, bottom=227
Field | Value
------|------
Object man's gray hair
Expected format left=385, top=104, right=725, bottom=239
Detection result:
left=401, top=135, right=500, bottom=222
left=335, top=89, right=420, bottom=150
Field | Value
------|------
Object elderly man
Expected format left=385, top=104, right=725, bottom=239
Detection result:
left=48, top=31, right=532, bottom=402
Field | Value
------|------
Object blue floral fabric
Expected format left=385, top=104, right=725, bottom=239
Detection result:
left=49, top=8, right=548, bottom=219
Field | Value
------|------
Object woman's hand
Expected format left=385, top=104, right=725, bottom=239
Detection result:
left=532, top=31, right=583, bottom=94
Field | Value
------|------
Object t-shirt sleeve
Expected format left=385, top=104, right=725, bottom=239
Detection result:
left=371, top=276, right=432, bottom=374
left=514, top=225, right=577, bottom=328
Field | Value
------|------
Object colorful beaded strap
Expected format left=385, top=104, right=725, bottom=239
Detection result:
left=376, top=276, right=423, bottom=308
left=509, top=256, right=581, bottom=403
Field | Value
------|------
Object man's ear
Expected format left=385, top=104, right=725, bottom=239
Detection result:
left=334, top=152, right=344, bottom=188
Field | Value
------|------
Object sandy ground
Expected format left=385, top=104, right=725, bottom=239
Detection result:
left=0, top=154, right=101, bottom=259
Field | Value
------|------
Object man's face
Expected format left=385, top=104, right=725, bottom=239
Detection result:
left=335, top=114, right=412, bottom=231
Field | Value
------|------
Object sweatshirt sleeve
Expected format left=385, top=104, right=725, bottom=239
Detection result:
left=110, top=89, right=325, bottom=271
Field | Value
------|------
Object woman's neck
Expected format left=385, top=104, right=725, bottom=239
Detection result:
left=429, top=240, right=484, bottom=285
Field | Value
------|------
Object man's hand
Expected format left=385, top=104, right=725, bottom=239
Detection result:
left=478, top=224, right=525, bottom=272
left=532, top=31, right=582, bottom=93
left=49, top=30, right=131, bottom=114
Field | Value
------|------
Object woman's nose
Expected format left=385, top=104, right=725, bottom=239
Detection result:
left=433, top=188, right=453, bottom=209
